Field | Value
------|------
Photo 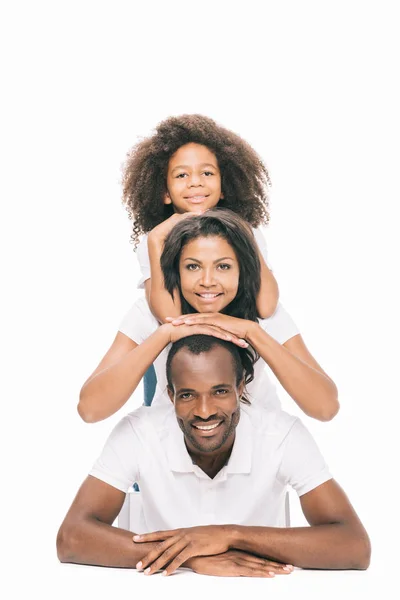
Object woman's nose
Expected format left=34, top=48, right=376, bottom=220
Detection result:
left=199, top=268, right=215, bottom=287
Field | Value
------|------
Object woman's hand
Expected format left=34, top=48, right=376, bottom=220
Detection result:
left=161, top=322, right=248, bottom=348
left=166, top=313, right=257, bottom=341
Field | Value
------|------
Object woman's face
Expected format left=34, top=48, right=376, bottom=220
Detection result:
left=165, top=143, right=223, bottom=213
left=179, top=235, right=239, bottom=313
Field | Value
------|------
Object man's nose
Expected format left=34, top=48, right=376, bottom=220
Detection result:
left=194, top=395, right=216, bottom=420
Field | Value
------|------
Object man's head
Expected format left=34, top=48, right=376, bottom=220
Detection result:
left=166, top=335, right=254, bottom=455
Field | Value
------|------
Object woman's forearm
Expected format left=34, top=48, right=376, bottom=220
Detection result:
left=78, top=327, right=170, bottom=423
left=148, top=237, right=182, bottom=322
left=247, top=324, right=338, bottom=420
left=230, top=522, right=370, bottom=570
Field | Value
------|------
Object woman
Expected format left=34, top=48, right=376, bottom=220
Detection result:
left=78, top=210, right=338, bottom=423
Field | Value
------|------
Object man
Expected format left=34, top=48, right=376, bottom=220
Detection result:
left=57, top=335, right=370, bottom=577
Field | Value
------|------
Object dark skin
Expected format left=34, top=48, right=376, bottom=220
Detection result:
left=57, top=346, right=370, bottom=577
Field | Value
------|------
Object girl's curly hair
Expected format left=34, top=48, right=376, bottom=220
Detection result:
left=122, top=114, right=271, bottom=247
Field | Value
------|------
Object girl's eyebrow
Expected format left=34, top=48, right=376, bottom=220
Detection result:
left=171, top=162, right=218, bottom=173
left=183, top=257, right=235, bottom=264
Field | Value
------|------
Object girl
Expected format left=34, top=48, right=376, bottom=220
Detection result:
left=122, top=114, right=279, bottom=404
left=78, top=210, right=338, bottom=423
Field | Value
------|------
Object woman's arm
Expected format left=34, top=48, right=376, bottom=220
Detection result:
left=78, top=327, right=171, bottom=423
left=248, top=326, right=339, bottom=421
left=167, top=313, right=338, bottom=421
left=78, top=321, right=247, bottom=423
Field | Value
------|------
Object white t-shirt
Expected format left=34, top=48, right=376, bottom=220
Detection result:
left=136, top=227, right=270, bottom=289
left=90, top=403, right=332, bottom=532
left=119, top=297, right=299, bottom=410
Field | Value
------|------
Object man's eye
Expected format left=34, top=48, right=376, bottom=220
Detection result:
left=180, top=393, right=193, bottom=400
left=215, top=389, right=228, bottom=395
left=217, top=263, right=231, bottom=270
left=186, top=264, right=200, bottom=271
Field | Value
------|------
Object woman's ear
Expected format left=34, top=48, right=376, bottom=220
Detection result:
left=220, top=192, right=224, bottom=199
left=164, top=191, right=172, bottom=205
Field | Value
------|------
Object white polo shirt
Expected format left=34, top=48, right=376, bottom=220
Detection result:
left=90, top=404, right=332, bottom=533
left=119, top=298, right=299, bottom=410
left=136, top=228, right=271, bottom=289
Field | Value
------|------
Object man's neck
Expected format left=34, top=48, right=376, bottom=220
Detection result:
left=186, top=435, right=235, bottom=479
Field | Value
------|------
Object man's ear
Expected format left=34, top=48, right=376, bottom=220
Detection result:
left=164, top=191, right=172, bottom=205
left=167, top=386, right=175, bottom=404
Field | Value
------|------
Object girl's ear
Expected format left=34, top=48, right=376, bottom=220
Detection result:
left=164, top=191, right=172, bottom=205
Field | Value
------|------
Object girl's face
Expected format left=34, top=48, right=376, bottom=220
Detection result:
left=179, top=235, right=239, bottom=313
left=165, top=143, right=223, bottom=213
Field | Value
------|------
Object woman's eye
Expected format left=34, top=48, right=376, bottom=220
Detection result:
left=217, top=263, right=231, bottom=270
left=186, top=264, right=200, bottom=271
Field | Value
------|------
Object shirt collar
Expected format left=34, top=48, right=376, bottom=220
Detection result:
left=166, top=408, right=252, bottom=475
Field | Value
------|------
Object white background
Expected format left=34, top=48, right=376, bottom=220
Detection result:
left=1, top=1, right=399, bottom=598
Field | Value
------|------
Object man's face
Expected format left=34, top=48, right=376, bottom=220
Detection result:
left=168, top=346, right=244, bottom=454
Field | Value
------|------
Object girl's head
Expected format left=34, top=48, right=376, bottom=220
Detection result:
left=123, top=114, right=271, bottom=246
left=160, top=209, right=261, bottom=321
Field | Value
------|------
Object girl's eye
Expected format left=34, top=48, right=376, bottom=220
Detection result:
left=217, top=263, right=231, bottom=270
left=176, top=173, right=187, bottom=179
left=203, top=171, right=214, bottom=176
left=186, top=264, right=200, bottom=271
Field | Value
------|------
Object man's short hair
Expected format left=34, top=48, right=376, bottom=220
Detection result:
left=166, top=335, right=256, bottom=404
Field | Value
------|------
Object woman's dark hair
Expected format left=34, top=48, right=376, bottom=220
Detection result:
left=166, top=335, right=255, bottom=405
left=122, top=114, right=271, bottom=247
left=160, top=209, right=261, bottom=322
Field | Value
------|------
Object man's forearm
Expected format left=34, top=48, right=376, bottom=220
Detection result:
left=57, top=518, right=160, bottom=569
left=229, top=523, right=370, bottom=570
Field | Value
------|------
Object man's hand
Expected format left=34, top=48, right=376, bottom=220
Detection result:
left=134, top=525, right=234, bottom=576
left=187, top=550, right=294, bottom=578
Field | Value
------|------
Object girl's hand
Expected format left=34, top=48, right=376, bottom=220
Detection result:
left=148, top=211, right=203, bottom=246
left=162, top=322, right=248, bottom=348
left=165, top=313, right=256, bottom=341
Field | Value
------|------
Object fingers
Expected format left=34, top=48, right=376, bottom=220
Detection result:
left=193, top=325, right=248, bottom=348
left=234, top=558, right=293, bottom=578
left=133, top=530, right=176, bottom=543
left=136, top=538, right=188, bottom=575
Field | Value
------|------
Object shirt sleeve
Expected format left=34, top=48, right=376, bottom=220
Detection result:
left=90, top=416, right=140, bottom=493
left=136, top=234, right=150, bottom=289
left=118, top=298, right=158, bottom=344
left=259, top=303, right=299, bottom=345
left=277, top=419, right=332, bottom=497
left=252, top=227, right=271, bottom=269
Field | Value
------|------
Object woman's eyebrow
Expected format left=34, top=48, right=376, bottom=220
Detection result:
left=182, top=257, right=235, bottom=263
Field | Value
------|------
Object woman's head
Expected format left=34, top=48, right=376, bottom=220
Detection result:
left=122, top=114, right=271, bottom=246
left=160, top=209, right=261, bottom=321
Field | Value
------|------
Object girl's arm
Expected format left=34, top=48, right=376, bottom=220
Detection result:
left=146, top=232, right=182, bottom=322
left=256, top=248, right=279, bottom=318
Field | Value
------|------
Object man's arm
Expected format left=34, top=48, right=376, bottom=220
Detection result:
left=135, top=480, right=370, bottom=575
left=57, top=476, right=163, bottom=568
left=231, top=479, right=370, bottom=570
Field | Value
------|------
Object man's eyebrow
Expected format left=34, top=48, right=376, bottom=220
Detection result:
left=175, top=384, right=233, bottom=393
left=171, top=162, right=218, bottom=173
left=182, top=257, right=235, bottom=263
